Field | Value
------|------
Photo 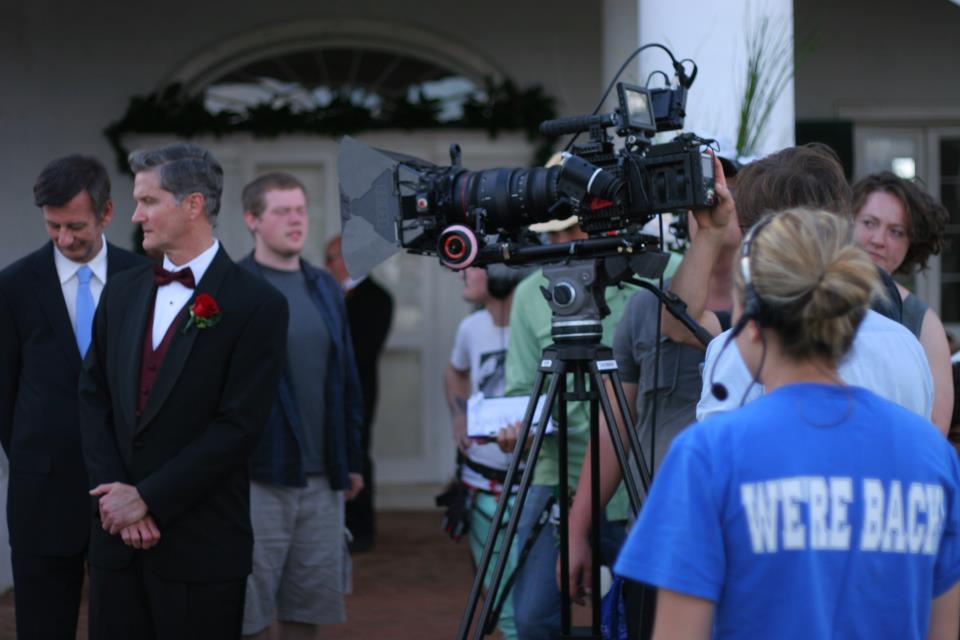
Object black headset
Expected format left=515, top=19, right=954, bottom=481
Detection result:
left=709, top=213, right=776, bottom=401
left=730, top=213, right=777, bottom=338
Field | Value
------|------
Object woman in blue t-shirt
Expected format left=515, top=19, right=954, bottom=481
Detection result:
left=615, top=208, right=960, bottom=640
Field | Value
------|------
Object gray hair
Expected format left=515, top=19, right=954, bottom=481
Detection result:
left=128, top=143, right=223, bottom=220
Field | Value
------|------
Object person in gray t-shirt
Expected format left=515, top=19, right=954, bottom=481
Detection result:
left=239, top=172, right=364, bottom=639
left=613, top=283, right=707, bottom=474
left=260, top=265, right=330, bottom=474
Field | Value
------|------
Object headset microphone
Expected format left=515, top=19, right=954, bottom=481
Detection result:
left=707, top=213, right=774, bottom=402
left=711, top=382, right=728, bottom=401
left=706, top=325, right=735, bottom=401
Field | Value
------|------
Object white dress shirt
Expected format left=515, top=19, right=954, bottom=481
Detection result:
left=53, top=238, right=108, bottom=333
left=697, top=309, right=934, bottom=421
left=341, top=275, right=362, bottom=292
left=152, top=240, right=219, bottom=349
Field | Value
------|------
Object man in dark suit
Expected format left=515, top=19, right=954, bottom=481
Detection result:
left=325, top=236, right=393, bottom=552
left=0, top=155, right=147, bottom=639
left=79, top=143, right=288, bottom=639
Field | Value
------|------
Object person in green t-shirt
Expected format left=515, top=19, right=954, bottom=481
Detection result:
left=497, top=213, right=679, bottom=640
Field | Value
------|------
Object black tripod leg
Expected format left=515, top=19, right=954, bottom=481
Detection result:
left=600, top=369, right=657, bottom=640
left=606, top=368, right=653, bottom=494
left=557, top=370, right=572, bottom=637
left=591, top=365, right=643, bottom=512
left=458, top=365, right=563, bottom=640
left=589, top=388, right=602, bottom=635
left=484, top=494, right=557, bottom=635
left=472, top=367, right=565, bottom=640
left=581, top=365, right=645, bottom=637
left=593, top=368, right=646, bottom=513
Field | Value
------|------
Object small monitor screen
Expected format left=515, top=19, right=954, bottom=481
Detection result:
left=701, top=153, right=714, bottom=180
left=620, top=86, right=655, bottom=131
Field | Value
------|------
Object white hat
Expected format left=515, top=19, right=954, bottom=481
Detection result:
left=529, top=215, right=579, bottom=233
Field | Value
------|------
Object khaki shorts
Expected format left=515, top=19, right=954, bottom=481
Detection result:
left=242, top=477, right=348, bottom=635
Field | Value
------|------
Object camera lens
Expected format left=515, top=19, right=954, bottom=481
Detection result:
left=451, top=166, right=562, bottom=230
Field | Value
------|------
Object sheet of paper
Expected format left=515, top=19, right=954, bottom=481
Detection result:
left=466, top=393, right=554, bottom=438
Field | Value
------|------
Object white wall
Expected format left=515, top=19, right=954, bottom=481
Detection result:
left=0, top=0, right=604, bottom=591
left=794, top=0, right=960, bottom=120
left=0, top=0, right=603, bottom=265
left=638, top=0, right=796, bottom=156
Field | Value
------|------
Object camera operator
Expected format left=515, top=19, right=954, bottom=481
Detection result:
left=614, top=207, right=960, bottom=639
left=562, top=154, right=739, bottom=623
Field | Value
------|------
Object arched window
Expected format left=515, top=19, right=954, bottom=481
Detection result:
left=203, top=47, right=483, bottom=123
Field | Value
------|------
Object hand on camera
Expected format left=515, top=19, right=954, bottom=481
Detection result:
left=692, top=153, right=735, bottom=234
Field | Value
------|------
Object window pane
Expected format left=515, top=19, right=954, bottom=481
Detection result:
left=942, top=181, right=960, bottom=224
left=860, top=134, right=919, bottom=177
left=939, top=233, right=960, bottom=274
left=939, top=280, right=960, bottom=324
left=940, top=139, right=960, bottom=324
left=204, top=48, right=481, bottom=122
left=941, top=138, right=960, bottom=177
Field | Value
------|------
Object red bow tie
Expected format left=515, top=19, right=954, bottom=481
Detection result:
left=153, top=264, right=196, bottom=289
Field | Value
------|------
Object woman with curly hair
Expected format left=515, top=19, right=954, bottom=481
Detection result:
left=853, top=172, right=953, bottom=433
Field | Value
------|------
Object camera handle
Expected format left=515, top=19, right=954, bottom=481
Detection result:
left=456, top=342, right=652, bottom=640
left=627, top=278, right=713, bottom=348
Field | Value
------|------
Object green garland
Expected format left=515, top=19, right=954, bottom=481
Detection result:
left=104, top=78, right=559, bottom=172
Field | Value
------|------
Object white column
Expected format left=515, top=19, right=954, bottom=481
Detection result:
left=602, top=0, right=641, bottom=113
left=634, top=0, right=795, bottom=157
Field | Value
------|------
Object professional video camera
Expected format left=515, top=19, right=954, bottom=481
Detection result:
left=339, top=48, right=716, bottom=277
left=340, top=46, right=720, bottom=640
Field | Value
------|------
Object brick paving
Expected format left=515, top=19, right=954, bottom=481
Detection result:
left=0, top=510, right=499, bottom=640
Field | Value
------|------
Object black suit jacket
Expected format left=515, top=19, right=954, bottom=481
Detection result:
left=346, top=277, right=393, bottom=428
left=79, top=246, right=288, bottom=582
left=0, top=242, right=147, bottom=556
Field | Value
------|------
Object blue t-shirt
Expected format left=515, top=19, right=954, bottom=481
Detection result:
left=615, top=384, right=960, bottom=639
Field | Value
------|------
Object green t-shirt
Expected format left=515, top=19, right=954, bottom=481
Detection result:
left=504, top=253, right=681, bottom=521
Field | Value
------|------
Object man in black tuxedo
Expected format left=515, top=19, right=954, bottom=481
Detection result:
left=79, top=143, right=288, bottom=639
left=0, top=155, right=147, bottom=639
left=325, top=236, right=393, bottom=552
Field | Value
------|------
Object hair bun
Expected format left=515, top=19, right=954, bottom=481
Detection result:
left=801, top=244, right=879, bottom=356
left=743, top=209, right=881, bottom=364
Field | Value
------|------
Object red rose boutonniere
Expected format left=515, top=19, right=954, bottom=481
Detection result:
left=182, top=293, right=222, bottom=333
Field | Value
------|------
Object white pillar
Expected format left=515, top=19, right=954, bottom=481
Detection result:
left=602, top=0, right=641, bottom=113
left=635, top=0, right=795, bottom=157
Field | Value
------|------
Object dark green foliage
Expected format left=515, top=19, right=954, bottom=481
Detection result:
left=104, top=79, right=559, bottom=173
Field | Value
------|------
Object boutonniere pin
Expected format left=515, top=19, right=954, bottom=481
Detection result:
left=182, top=293, right=222, bottom=333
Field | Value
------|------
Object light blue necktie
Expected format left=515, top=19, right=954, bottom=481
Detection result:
left=75, top=266, right=94, bottom=357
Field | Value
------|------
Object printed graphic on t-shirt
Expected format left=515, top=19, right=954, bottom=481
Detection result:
left=477, top=349, right=507, bottom=397
left=740, top=475, right=945, bottom=554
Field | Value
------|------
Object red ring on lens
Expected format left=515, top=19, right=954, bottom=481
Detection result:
left=444, top=235, right=466, bottom=259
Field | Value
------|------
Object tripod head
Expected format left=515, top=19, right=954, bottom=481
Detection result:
left=539, top=244, right=672, bottom=344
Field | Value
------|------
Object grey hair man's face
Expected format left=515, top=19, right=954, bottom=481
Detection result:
left=131, top=168, right=190, bottom=256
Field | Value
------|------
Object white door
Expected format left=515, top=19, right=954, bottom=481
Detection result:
left=128, top=131, right=536, bottom=506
